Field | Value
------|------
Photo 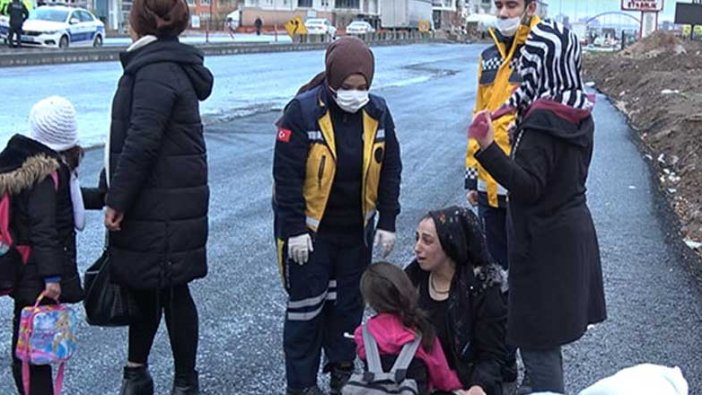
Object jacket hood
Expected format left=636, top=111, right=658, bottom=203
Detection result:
left=0, top=134, right=60, bottom=196
left=121, top=39, right=214, bottom=101
left=357, top=314, right=418, bottom=359
left=521, top=98, right=594, bottom=147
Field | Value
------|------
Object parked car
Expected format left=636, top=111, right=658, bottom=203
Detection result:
left=305, top=18, right=336, bottom=38
left=1, top=5, right=105, bottom=48
left=346, top=20, right=375, bottom=35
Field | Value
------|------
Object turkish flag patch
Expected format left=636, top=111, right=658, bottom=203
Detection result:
left=277, top=128, right=292, bottom=143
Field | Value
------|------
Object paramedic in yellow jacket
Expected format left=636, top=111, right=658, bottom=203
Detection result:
left=273, top=37, right=402, bottom=395
left=465, top=0, right=542, bottom=385
left=466, top=0, right=541, bottom=275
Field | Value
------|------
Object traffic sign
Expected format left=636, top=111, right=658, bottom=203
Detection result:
left=621, top=0, right=663, bottom=12
left=418, top=19, right=431, bottom=32
left=285, top=16, right=308, bottom=37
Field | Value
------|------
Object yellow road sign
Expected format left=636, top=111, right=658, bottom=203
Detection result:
left=285, top=16, right=308, bottom=37
left=418, top=19, right=430, bottom=33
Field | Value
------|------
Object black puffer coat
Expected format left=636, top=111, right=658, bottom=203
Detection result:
left=105, top=38, right=214, bottom=289
left=0, top=135, right=83, bottom=305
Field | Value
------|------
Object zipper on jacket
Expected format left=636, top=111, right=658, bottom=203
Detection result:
left=317, top=155, right=326, bottom=189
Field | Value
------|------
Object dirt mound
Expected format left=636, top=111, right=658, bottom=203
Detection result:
left=584, top=39, right=702, bottom=248
left=620, top=30, right=687, bottom=58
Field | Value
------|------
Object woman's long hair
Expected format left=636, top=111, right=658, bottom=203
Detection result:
left=360, top=262, right=435, bottom=350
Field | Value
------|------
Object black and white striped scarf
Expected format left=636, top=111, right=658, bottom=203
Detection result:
left=507, top=20, right=593, bottom=116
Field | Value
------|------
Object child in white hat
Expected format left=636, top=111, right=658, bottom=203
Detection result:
left=28, top=95, right=85, bottom=231
left=0, top=95, right=87, bottom=394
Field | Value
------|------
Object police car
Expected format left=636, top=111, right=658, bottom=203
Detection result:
left=1, top=5, right=105, bottom=48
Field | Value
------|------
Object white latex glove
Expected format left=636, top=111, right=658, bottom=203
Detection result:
left=288, top=234, right=314, bottom=265
left=374, top=229, right=396, bottom=258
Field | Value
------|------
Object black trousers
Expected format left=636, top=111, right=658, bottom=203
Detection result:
left=127, top=284, right=199, bottom=379
left=8, top=26, right=22, bottom=47
left=521, top=347, right=565, bottom=393
left=478, top=203, right=516, bottom=375
left=283, top=230, right=371, bottom=390
left=11, top=300, right=54, bottom=395
left=477, top=203, right=508, bottom=270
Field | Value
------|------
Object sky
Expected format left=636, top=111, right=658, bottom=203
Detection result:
left=547, top=0, right=678, bottom=22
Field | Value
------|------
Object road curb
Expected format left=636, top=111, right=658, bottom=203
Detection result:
left=0, top=38, right=454, bottom=67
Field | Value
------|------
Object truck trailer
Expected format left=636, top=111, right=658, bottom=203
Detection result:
left=379, top=0, right=432, bottom=30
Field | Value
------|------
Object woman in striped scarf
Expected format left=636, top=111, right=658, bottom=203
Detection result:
left=469, top=20, right=607, bottom=393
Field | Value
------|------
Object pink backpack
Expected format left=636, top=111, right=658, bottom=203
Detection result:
left=0, top=171, right=59, bottom=296
left=15, top=292, right=78, bottom=395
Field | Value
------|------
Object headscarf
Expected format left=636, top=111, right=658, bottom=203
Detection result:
left=297, top=36, right=375, bottom=94
left=506, top=20, right=593, bottom=117
left=427, top=206, right=492, bottom=269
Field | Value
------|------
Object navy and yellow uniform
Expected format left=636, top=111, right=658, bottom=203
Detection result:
left=465, top=16, right=540, bottom=210
left=273, top=83, right=401, bottom=390
left=465, top=17, right=539, bottom=272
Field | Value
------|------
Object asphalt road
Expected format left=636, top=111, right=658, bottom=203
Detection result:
left=0, top=43, right=700, bottom=394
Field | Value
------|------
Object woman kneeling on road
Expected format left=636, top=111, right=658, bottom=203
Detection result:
left=101, top=0, right=213, bottom=393
left=273, top=36, right=402, bottom=395
left=471, top=20, right=607, bottom=393
left=407, top=206, right=507, bottom=395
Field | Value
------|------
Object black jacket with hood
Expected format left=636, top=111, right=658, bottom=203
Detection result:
left=105, top=38, right=214, bottom=290
left=476, top=99, right=607, bottom=350
left=406, top=261, right=505, bottom=395
left=405, top=206, right=506, bottom=395
left=0, top=134, right=83, bottom=305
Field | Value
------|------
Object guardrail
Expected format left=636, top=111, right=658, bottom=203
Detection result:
left=0, top=32, right=443, bottom=68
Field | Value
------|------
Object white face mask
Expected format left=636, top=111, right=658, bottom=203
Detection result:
left=495, top=16, right=521, bottom=37
left=334, top=89, right=369, bottom=113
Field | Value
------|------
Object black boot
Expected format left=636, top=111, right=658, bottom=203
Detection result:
left=171, top=370, right=199, bottom=395
left=329, top=362, right=354, bottom=395
left=12, top=361, right=53, bottom=395
left=286, top=386, right=323, bottom=395
left=120, top=365, right=154, bottom=395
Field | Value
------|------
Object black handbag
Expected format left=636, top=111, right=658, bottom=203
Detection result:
left=82, top=245, right=141, bottom=326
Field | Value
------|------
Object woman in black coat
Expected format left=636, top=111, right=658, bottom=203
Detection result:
left=102, top=0, right=213, bottom=393
left=471, top=20, right=607, bottom=393
left=406, top=206, right=506, bottom=395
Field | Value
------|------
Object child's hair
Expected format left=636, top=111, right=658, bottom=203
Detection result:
left=360, top=262, right=436, bottom=350
left=60, top=145, right=84, bottom=171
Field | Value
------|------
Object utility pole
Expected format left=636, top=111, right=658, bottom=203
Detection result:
left=205, top=0, right=213, bottom=43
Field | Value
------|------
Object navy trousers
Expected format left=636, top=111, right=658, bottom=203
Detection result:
left=283, top=229, right=371, bottom=390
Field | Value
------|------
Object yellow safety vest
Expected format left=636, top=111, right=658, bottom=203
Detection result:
left=303, top=105, right=385, bottom=232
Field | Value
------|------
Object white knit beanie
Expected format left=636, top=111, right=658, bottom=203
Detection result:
left=29, top=96, right=78, bottom=152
